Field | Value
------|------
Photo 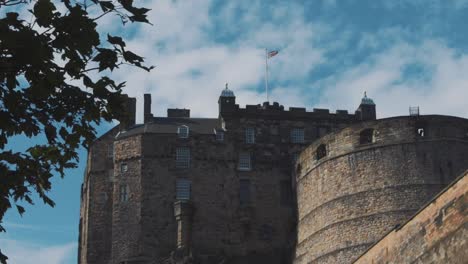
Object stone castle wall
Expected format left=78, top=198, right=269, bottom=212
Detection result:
left=79, top=91, right=468, bottom=264
left=355, top=170, right=468, bottom=264
left=294, top=115, right=468, bottom=264
left=79, top=127, right=118, bottom=264
left=78, top=96, right=366, bottom=264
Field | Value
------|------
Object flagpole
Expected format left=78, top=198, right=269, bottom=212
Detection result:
left=265, top=48, right=269, bottom=103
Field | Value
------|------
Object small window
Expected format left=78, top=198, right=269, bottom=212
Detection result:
left=290, top=128, right=305, bottom=143
left=280, top=180, right=292, bottom=206
left=316, top=144, right=327, bottom=160
left=359, top=128, right=375, bottom=144
left=239, top=179, right=251, bottom=206
left=176, top=179, right=191, bottom=200
left=119, top=185, right=129, bottom=202
left=99, top=192, right=108, bottom=203
left=238, top=152, right=251, bottom=171
left=121, top=163, right=128, bottom=173
left=318, top=127, right=329, bottom=137
left=245, top=127, right=255, bottom=144
left=176, top=147, right=190, bottom=168
left=216, top=130, right=224, bottom=141
left=108, top=169, right=114, bottom=182
left=107, top=144, right=114, bottom=158
left=417, top=128, right=425, bottom=137
left=178, top=125, right=189, bottom=138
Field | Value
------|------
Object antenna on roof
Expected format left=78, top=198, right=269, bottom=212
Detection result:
left=409, top=106, right=420, bottom=116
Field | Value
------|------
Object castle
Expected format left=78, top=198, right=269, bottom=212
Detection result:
left=78, top=86, right=468, bottom=264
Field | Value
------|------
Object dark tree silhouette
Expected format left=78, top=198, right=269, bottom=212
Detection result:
left=0, top=0, right=153, bottom=262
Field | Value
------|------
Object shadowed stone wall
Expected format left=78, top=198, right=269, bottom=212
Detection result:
left=355, top=170, right=468, bottom=264
left=294, top=115, right=468, bottom=264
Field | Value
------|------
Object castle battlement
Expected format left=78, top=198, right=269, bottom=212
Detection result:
left=78, top=87, right=468, bottom=264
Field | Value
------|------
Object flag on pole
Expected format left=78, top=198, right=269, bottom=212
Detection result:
left=267, top=50, right=279, bottom=58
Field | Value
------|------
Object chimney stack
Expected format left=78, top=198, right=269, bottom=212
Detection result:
left=144, top=93, right=153, bottom=123
left=120, top=94, right=136, bottom=130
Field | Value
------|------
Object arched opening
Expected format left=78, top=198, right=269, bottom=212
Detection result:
left=359, top=128, right=375, bottom=144
left=316, top=144, right=327, bottom=160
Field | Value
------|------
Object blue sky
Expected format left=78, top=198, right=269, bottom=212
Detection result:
left=1, top=1, right=468, bottom=263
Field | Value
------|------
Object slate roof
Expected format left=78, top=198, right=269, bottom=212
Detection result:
left=115, top=117, right=221, bottom=139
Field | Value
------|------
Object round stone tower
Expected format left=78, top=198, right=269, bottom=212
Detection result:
left=294, top=115, right=468, bottom=264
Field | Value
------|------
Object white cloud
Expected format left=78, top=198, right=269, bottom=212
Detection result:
left=100, top=0, right=330, bottom=121
left=319, top=39, right=468, bottom=118
left=0, top=239, right=76, bottom=264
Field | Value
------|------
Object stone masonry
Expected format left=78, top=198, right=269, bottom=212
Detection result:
left=294, top=115, right=468, bottom=263
left=354, top=170, right=468, bottom=264
left=78, top=87, right=468, bottom=264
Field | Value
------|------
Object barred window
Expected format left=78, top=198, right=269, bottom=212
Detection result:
left=216, top=130, right=224, bottom=141
left=290, top=128, right=305, bottom=143
left=239, top=179, right=251, bottom=206
left=176, top=179, right=191, bottom=200
left=119, top=185, right=129, bottom=202
left=178, top=125, right=189, bottom=138
left=245, top=127, right=255, bottom=144
left=107, top=144, right=113, bottom=158
left=176, top=147, right=190, bottom=168
left=238, top=152, right=251, bottom=171
left=121, top=163, right=128, bottom=173
left=108, top=169, right=114, bottom=182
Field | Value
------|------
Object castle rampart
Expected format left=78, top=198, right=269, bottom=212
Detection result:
left=294, top=115, right=468, bottom=264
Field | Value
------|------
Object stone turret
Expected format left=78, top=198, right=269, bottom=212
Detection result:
left=355, top=92, right=376, bottom=121
left=218, top=83, right=236, bottom=116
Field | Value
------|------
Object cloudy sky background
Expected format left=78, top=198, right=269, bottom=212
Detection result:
left=1, top=0, right=468, bottom=263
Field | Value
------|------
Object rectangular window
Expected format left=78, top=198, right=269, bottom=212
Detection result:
left=239, top=179, right=251, bottom=206
left=119, top=185, right=129, bottom=202
left=216, top=130, right=224, bottom=141
left=290, top=128, right=305, bottom=143
left=176, top=179, right=191, bottom=200
left=107, top=144, right=113, bottom=158
left=245, top=127, right=255, bottom=144
left=280, top=180, right=292, bottom=206
left=178, top=125, right=189, bottom=138
left=238, top=152, right=251, bottom=171
left=121, top=163, right=128, bottom=173
left=176, top=147, right=190, bottom=168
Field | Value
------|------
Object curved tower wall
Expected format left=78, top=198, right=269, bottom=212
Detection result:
left=294, top=116, right=468, bottom=264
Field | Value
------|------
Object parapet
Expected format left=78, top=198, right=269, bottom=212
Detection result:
left=222, top=101, right=357, bottom=121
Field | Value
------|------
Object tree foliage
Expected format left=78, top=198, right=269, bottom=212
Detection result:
left=0, top=0, right=153, bottom=262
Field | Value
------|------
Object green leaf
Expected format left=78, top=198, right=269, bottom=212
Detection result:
left=33, top=0, right=56, bottom=27
left=99, top=1, right=115, bottom=12
left=107, top=34, right=125, bottom=48
left=123, top=50, right=143, bottom=63
left=0, top=249, right=8, bottom=264
left=16, top=205, right=25, bottom=216
left=92, top=48, right=118, bottom=71
left=82, top=75, right=95, bottom=88
left=45, top=125, right=56, bottom=143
